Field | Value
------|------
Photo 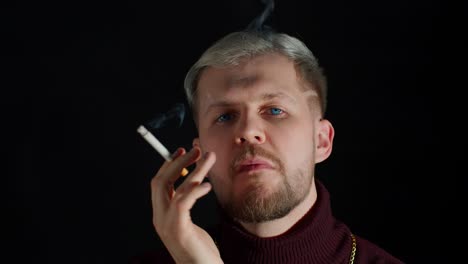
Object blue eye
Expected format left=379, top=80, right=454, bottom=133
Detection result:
left=216, top=113, right=233, bottom=123
left=269, top=108, right=283, bottom=115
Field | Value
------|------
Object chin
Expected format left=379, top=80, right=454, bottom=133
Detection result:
left=241, top=170, right=280, bottom=185
left=228, top=180, right=300, bottom=223
left=236, top=175, right=282, bottom=200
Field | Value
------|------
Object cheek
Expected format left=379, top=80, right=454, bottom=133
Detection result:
left=271, top=124, right=315, bottom=165
left=200, top=133, right=232, bottom=176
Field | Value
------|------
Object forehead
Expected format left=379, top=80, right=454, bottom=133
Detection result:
left=197, top=54, right=305, bottom=104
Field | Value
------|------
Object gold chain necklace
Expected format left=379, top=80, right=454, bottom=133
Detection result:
left=349, top=233, right=357, bottom=264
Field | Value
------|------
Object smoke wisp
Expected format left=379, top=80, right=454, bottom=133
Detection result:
left=246, top=0, right=275, bottom=32
left=146, top=103, right=185, bottom=130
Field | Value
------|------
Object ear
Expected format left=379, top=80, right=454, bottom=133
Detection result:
left=192, top=137, right=200, bottom=149
left=315, top=119, right=335, bottom=163
left=192, top=138, right=203, bottom=166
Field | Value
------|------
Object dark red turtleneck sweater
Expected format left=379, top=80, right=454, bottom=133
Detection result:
left=130, top=180, right=404, bottom=263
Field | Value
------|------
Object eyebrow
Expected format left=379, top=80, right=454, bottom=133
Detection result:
left=204, top=92, right=297, bottom=115
left=261, top=92, right=297, bottom=103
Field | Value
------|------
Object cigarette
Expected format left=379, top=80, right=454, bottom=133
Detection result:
left=137, top=125, right=189, bottom=176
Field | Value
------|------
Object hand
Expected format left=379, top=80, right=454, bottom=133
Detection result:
left=151, top=147, right=222, bottom=264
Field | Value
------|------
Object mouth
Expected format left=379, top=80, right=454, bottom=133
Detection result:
left=235, top=158, right=275, bottom=174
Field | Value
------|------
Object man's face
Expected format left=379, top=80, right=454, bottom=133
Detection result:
left=194, top=53, right=324, bottom=223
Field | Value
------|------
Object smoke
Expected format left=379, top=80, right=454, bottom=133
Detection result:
left=246, top=0, right=275, bottom=32
left=146, top=103, right=185, bottom=130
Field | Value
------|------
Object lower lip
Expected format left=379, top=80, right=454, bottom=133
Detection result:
left=237, top=164, right=273, bottom=173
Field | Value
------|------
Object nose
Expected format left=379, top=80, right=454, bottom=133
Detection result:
left=234, top=114, right=266, bottom=145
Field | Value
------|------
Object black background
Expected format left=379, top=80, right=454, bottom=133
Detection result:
left=4, top=0, right=448, bottom=263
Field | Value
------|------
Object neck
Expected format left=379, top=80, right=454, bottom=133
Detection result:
left=238, top=180, right=318, bottom=237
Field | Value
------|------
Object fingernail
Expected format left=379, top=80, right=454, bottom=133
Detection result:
left=171, top=148, right=181, bottom=159
left=200, top=182, right=211, bottom=189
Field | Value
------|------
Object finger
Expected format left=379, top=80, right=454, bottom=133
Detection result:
left=177, top=151, right=216, bottom=192
left=152, top=147, right=196, bottom=193
left=157, top=147, right=202, bottom=186
left=152, top=147, right=186, bottom=183
left=151, top=147, right=186, bottom=195
left=151, top=147, right=186, bottom=209
left=172, top=182, right=212, bottom=214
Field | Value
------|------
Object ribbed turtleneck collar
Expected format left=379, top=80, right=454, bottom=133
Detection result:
left=216, top=179, right=353, bottom=264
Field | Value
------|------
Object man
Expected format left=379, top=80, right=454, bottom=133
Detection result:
left=132, top=30, right=404, bottom=263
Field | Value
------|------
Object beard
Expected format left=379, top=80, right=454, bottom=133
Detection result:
left=216, top=145, right=313, bottom=223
